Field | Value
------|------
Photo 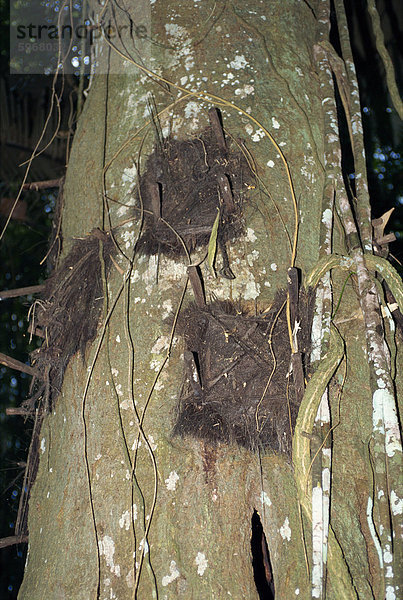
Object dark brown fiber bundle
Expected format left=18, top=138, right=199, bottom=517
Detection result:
left=174, top=292, right=314, bottom=456
left=26, top=228, right=115, bottom=411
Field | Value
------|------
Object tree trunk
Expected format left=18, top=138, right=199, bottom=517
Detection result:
left=18, top=1, right=402, bottom=599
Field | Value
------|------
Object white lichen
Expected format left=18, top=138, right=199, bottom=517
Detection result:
left=151, top=336, right=170, bottom=354
left=279, top=517, right=291, bottom=541
left=234, top=84, right=254, bottom=98
left=162, top=299, right=173, bottom=319
left=352, top=120, right=363, bottom=135
left=310, top=291, right=325, bottom=363
left=184, top=101, right=202, bottom=120
left=260, top=491, right=272, bottom=507
left=246, top=250, right=259, bottom=266
left=251, top=128, right=265, bottom=142
left=147, top=434, right=157, bottom=451
left=390, top=490, right=403, bottom=516
left=119, top=510, right=131, bottom=530
left=126, top=568, right=134, bottom=588
left=367, top=497, right=383, bottom=568
left=384, top=545, right=393, bottom=564
left=165, top=471, right=179, bottom=491
left=98, top=535, right=121, bottom=577
left=386, top=566, right=394, bottom=579
left=164, top=24, right=195, bottom=71
left=385, top=585, right=396, bottom=600
left=161, top=560, right=180, bottom=586
left=245, top=228, right=257, bottom=242
left=312, top=485, right=324, bottom=597
left=244, top=280, right=260, bottom=300
left=321, top=208, right=333, bottom=227
left=158, top=258, right=188, bottom=291
left=372, top=388, right=401, bottom=457
left=132, top=439, right=141, bottom=451
left=138, top=538, right=149, bottom=555
left=195, top=552, right=208, bottom=575
left=229, top=54, right=248, bottom=70
left=122, top=229, right=136, bottom=250
left=122, top=165, right=137, bottom=185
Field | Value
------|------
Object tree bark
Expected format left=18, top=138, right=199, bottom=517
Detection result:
left=18, top=1, right=402, bottom=599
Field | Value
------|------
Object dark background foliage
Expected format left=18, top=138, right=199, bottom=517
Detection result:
left=0, top=0, right=401, bottom=597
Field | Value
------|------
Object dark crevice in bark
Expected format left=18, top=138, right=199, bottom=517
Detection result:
left=251, top=510, right=275, bottom=599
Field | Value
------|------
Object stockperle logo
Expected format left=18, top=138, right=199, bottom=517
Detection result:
left=10, top=0, right=151, bottom=75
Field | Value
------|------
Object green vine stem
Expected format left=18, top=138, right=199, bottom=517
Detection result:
left=292, top=325, right=357, bottom=599
left=306, top=253, right=403, bottom=312
left=293, top=326, right=344, bottom=516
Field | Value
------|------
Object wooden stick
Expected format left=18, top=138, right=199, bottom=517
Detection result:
left=218, top=240, right=235, bottom=280
left=184, top=350, right=203, bottom=398
left=22, top=179, right=61, bottom=191
left=287, top=267, right=305, bottom=404
left=187, top=265, right=206, bottom=307
left=148, top=181, right=161, bottom=219
left=27, top=322, right=45, bottom=338
left=208, top=107, right=227, bottom=154
left=6, top=407, right=31, bottom=416
left=0, top=284, right=44, bottom=300
left=292, top=352, right=305, bottom=405
left=377, top=233, right=396, bottom=246
left=287, top=267, right=299, bottom=328
left=0, top=352, right=38, bottom=377
left=218, top=173, right=235, bottom=211
left=0, top=535, right=28, bottom=548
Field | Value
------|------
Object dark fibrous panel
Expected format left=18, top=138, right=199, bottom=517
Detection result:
left=135, top=126, right=253, bottom=256
left=174, top=291, right=314, bottom=456
left=25, top=228, right=115, bottom=412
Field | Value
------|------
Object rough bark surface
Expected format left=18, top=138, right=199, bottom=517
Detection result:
left=18, top=1, right=402, bottom=599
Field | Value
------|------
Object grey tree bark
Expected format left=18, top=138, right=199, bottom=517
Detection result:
left=18, top=1, right=402, bottom=599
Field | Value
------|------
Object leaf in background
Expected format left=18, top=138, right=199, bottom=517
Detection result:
left=208, top=208, right=220, bottom=277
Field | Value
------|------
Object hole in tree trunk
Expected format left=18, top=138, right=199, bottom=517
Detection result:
left=251, top=510, right=275, bottom=599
